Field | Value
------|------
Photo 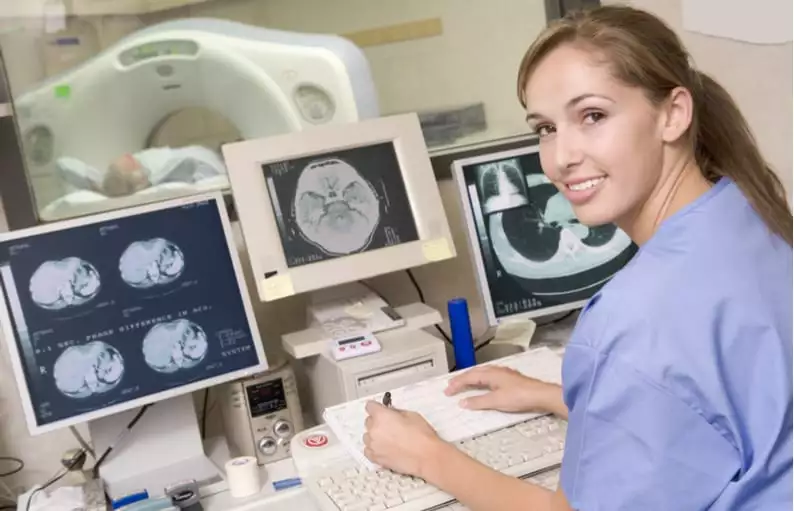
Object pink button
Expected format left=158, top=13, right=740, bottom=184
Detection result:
left=304, top=434, right=329, bottom=448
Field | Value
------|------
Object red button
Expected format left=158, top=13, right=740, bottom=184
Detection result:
left=362, top=341, right=372, bottom=346
left=304, top=434, right=329, bottom=448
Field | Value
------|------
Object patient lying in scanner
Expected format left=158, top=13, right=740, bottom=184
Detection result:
left=57, top=145, right=228, bottom=197
left=102, top=153, right=151, bottom=197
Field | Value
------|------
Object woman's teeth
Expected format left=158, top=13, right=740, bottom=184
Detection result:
left=568, top=177, right=605, bottom=191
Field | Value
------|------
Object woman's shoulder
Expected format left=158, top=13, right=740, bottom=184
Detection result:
left=568, top=239, right=791, bottom=401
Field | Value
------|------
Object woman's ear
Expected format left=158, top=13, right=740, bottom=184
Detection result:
left=661, top=86, right=694, bottom=144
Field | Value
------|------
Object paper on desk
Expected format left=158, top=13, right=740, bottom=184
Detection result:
left=322, top=347, right=563, bottom=470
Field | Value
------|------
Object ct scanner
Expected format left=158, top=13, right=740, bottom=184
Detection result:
left=13, top=18, right=379, bottom=221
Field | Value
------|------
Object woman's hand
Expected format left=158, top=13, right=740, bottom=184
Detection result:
left=445, top=365, right=566, bottom=417
left=363, top=401, right=445, bottom=478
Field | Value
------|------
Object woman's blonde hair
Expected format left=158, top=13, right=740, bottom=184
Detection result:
left=517, top=5, right=792, bottom=245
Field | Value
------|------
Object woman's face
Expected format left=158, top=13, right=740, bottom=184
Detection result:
left=523, top=44, right=667, bottom=227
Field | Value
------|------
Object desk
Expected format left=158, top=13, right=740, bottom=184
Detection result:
left=202, top=317, right=575, bottom=511
left=200, top=458, right=313, bottom=511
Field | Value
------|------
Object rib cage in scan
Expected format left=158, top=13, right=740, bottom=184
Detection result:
left=490, top=178, right=632, bottom=282
left=294, top=158, right=381, bottom=256
left=479, top=159, right=529, bottom=213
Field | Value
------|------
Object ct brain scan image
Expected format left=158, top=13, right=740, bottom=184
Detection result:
left=119, top=238, right=185, bottom=289
left=478, top=158, right=530, bottom=214
left=490, top=179, right=632, bottom=294
left=53, top=341, right=124, bottom=399
left=142, top=319, right=209, bottom=373
left=29, top=257, right=101, bottom=310
left=294, top=158, right=381, bottom=255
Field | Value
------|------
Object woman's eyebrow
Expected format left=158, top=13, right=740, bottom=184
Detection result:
left=525, top=93, right=615, bottom=122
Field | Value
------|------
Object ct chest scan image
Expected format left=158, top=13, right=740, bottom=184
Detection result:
left=261, top=142, right=420, bottom=267
left=460, top=151, right=638, bottom=319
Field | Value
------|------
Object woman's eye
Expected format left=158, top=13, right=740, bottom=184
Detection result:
left=534, top=124, right=555, bottom=137
left=583, top=111, right=606, bottom=124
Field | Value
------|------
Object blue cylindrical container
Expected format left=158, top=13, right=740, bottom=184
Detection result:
left=448, top=297, right=476, bottom=369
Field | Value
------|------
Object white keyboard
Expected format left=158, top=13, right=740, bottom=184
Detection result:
left=323, top=347, right=563, bottom=469
left=303, top=414, right=566, bottom=511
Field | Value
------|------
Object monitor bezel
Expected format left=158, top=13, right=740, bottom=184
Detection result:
left=0, top=192, right=268, bottom=435
left=222, top=113, right=455, bottom=302
left=450, top=140, right=589, bottom=327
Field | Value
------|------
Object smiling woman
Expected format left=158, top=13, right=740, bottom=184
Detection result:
left=517, top=11, right=792, bottom=243
left=362, top=5, right=793, bottom=511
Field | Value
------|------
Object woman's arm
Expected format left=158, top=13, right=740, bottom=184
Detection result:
left=421, top=441, right=572, bottom=511
left=539, top=383, right=568, bottom=420
left=444, top=366, right=569, bottom=420
left=364, top=402, right=573, bottom=511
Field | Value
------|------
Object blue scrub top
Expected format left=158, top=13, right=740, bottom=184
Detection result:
left=560, top=178, right=793, bottom=510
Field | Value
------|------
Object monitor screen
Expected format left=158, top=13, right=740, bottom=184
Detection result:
left=0, top=199, right=262, bottom=427
left=458, top=149, right=637, bottom=321
left=261, top=141, right=420, bottom=267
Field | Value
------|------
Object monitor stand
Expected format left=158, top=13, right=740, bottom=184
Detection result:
left=88, top=394, right=222, bottom=500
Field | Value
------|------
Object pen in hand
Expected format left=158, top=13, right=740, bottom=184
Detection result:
left=382, top=391, right=392, bottom=408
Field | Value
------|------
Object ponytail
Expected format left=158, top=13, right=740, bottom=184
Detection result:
left=515, top=6, right=792, bottom=246
left=691, top=71, right=792, bottom=245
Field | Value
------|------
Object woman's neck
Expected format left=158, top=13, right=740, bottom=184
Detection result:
left=620, top=158, right=713, bottom=245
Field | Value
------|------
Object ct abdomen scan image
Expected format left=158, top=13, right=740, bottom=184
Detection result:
left=142, top=319, right=209, bottom=373
left=29, top=257, right=101, bottom=310
left=119, top=238, right=185, bottom=288
left=53, top=341, right=125, bottom=399
left=295, top=158, right=381, bottom=255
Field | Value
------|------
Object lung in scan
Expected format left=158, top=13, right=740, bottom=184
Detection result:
left=119, top=238, right=185, bottom=289
left=53, top=341, right=125, bottom=399
left=142, top=319, right=209, bottom=374
left=490, top=180, right=633, bottom=295
left=478, top=158, right=529, bottom=214
left=294, top=158, right=381, bottom=255
left=29, top=257, right=101, bottom=311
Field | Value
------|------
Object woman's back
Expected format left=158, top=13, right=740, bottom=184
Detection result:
left=561, top=178, right=792, bottom=509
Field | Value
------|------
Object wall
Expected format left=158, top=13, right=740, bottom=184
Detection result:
left=607, top=0, right=793, bottom=197
left=0, top=0, right=791, bottom=495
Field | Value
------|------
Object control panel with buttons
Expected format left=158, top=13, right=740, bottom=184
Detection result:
left=331, top=332, right=382, bottom=361
left=221, top=362, right=305, bottom=465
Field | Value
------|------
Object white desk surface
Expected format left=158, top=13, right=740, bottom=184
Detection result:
left=201, top=317, right=575, bottom=511
left=200, top=458, right=314, bottom=511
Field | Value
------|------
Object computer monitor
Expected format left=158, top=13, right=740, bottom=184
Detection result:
left=0, top=192, right=267, bottom=498
left=451, top=140, right=637, bottom=326
left=222, top=113, right=456, bottom=303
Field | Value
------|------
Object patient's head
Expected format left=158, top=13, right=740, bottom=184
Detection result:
left=103, top=153, right=150, bottom=197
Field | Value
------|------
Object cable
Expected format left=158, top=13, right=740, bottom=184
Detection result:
left=358, top=280, right=389, bottom=304
left=200, top=388, right=210, bottom=440
left=0, top=457, right=23, bottom=478
left=25, top=451, right=84, bottom=511
left=92, top=404, right=151, bottom=480
left=69, top=426, right=95, bottom=459
left=404, top=269, right=426, bottom=303
left=404, top=270, right=453, bottom=343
